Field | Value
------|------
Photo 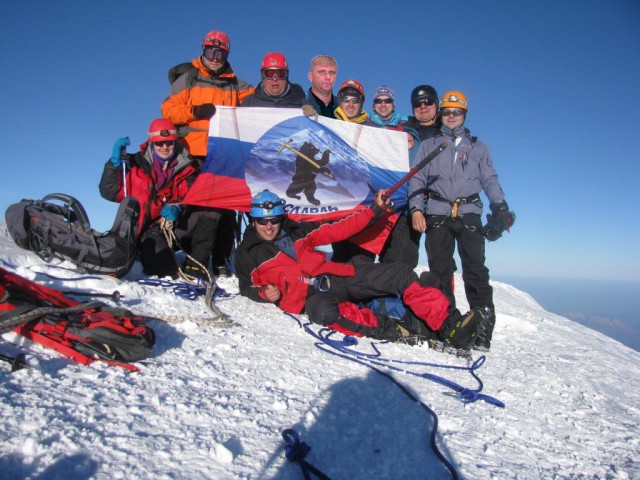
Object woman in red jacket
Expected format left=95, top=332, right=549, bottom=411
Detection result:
left=99, top=118, right=221, bottom=278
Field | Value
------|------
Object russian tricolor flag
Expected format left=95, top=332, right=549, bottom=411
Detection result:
left=183, top=107, right=410, bottom=252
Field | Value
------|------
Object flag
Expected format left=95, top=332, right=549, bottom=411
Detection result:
left=183, top=107, right=411, bottom=252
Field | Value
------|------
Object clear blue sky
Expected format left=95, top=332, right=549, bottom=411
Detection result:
left=1, top=0, right=639, bottom=282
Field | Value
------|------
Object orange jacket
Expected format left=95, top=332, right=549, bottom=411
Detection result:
left=161, top=57, right=255, bottom=156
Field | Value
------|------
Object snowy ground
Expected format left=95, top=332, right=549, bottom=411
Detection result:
left=1, top=224, right=639, bottom=480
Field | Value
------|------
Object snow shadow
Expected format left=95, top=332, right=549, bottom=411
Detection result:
left=266, top=370, right=456, bottom=479
left=0, top=452, right=98, bottom=479
left=145, top=320, right=188, bottom=357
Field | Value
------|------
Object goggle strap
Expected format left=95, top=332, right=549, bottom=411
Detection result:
left=149, top=129, right=177, bottom=138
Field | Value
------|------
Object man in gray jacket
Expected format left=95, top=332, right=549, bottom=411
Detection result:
left=408, top=91, right=515, bottom=351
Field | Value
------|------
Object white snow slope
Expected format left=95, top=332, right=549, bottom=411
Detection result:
left=1, top=224, right=639, bottom=480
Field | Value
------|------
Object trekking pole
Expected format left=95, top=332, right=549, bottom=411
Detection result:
left=380, top=140, right=449, bottom=201
left=120, top=144, right=128, bottom=197
left=61, top=290, right=123, bottom=302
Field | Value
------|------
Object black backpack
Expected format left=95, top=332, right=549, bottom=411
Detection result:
left=5, top=193, right=139, bottom=278
left=168, top=62, right=199, bottom=87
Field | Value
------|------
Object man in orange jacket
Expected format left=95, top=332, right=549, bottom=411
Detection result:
left=161, top=29, right=254, bottom=158
left=161, top=29, right=254, bottom=277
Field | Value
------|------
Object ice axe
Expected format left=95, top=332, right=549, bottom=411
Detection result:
left=277, top=139, right=336, bottom=180
left=379, top=140, right=449, bottom=201
left=61, top=290, right=123, bottom=302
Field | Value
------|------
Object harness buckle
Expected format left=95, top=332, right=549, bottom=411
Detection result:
left=451, top=200, right=460, bottom=220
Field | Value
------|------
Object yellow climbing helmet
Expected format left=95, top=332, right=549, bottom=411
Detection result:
left=439, top=91, right=468, bottom=110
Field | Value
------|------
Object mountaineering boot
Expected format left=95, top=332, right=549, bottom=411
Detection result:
left=437, top=308, right=485, bottom=350
left=473, top=306, right=496, bottom=351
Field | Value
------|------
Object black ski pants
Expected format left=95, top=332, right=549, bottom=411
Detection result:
left=425, top=214, right=493, bottom=310
left=379, top=212, right=422, bottom=268
left=139, top=207, right=221, bottom=277
left=304, top=262, right=418, bottom=335
left=210, top=210, right=238, bottom=270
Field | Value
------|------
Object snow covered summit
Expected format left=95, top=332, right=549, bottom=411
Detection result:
left=1, top=224, right=638, bottom=479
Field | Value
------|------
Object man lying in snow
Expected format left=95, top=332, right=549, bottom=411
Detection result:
left=234, top=189, right=486, bottom=349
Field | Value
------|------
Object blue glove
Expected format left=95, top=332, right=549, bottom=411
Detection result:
left=110, top=137, right=130, bottom=168
left=161, top=204, right=181, bottom=222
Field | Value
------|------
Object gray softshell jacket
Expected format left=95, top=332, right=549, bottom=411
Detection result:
left=408, top=125, right=505, bottom=217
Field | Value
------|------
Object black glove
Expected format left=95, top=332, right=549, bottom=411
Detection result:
left=482, top=202, right=516, bottom=241
left=192, top=103, right=216, bottom=119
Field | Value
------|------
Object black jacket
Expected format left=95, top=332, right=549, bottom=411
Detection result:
left=403, top=117, right=441, bottom=142
left=240, top=82, right=307, bottom=108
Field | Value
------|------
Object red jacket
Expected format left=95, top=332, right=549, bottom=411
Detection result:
left=99, top=144, right=196, bottom=234
left=235, top=206, right=387, bottom=314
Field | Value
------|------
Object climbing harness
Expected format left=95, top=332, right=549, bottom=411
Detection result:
left=426, top=191, right=482, bottom=220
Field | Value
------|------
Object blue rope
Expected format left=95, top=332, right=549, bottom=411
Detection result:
left=283, top=312, right=506, bottom=480
left=282, top=429, right=332, bottom=480
left=287, top=314, right=504, bottom=407
left=137, top=278, right=234, bottom=302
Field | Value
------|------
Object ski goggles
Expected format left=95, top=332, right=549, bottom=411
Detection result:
left=374, top=98, right=394, bottom=105
left=340, top=96, right=362, bottom=104
left=202, top=46, right=228, bottom=63
left=441, top=108, right=466, bottom=117
left=412, top=97, right=437, bottom=108
left=153, top=140, right=175, bottom=147
left=262, top=68, right=288, bottom=80
left=254, top=216, right=282, bottom=226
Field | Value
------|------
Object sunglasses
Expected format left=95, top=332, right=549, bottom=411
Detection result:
left=412, top=98, right=436, bottom=108
left=441, top=108, right=466, bottom=117
left=374, top=98, right=394, bottom=105
left=153, top=140, right=175, bottom=147
left=262, top=68, right=288, bottom=80
left=255, top=216, right=282, bottom=226
left=202, top=46, right=228, bottom=63
left=340, top=96, right=362, bottom=104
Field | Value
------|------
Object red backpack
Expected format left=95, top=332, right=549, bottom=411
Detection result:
left=0, top=267, right=155, bottom=372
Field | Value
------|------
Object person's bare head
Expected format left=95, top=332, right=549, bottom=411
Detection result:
left=308, top=55, right=338, bottom=97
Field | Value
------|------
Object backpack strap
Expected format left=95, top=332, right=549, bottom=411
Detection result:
left=40, top=193, right=92, bottom=230
left=16, top=324, right=140, bottom=371
left=168, top=62, right=200, bottom=90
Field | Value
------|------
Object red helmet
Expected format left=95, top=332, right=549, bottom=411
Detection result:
left=202, top=30, right=230, bottom=52
left=261, top=52, right=288, bottom=71
left=338, top=79, right=365, bottom=101
left=148, top=118, right=178, bottom=142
